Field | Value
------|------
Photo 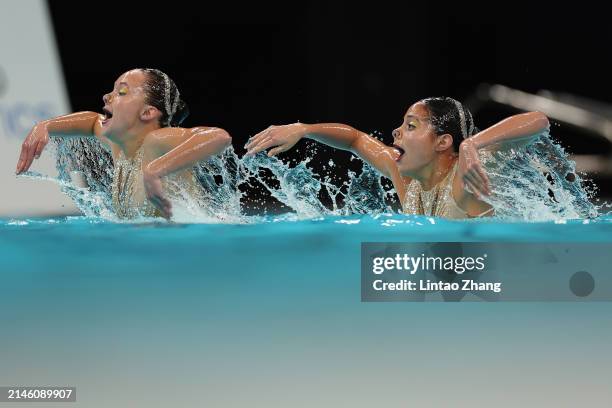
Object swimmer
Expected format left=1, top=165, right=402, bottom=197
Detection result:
left=246, top=97, right=549, bottom=218
left=16, top=68, right=232, bottom=219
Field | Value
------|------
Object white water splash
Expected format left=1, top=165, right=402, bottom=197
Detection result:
left=478, top=132, right=599, bottom=221
left=16, top=131, right=603, bottom=223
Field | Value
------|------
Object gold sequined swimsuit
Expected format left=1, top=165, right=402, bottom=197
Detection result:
left=111, top=146, right=210, bottom=219
left=402, top=161, right=492, bottom=219
left=111, top=147, right=160, bottom=219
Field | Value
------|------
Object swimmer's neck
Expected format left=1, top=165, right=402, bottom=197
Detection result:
left=410, top=153, right=457, bottom=191
left=113, top=123, right=161, bottom=159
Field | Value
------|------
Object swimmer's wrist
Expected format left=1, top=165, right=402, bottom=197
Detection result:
left=461, top=137, right=482, bottom=150
left=301, top=123, right=322, bottom=140
left=34, top=120, right=50, bottom=134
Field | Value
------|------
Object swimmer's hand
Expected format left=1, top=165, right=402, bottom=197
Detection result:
left=143, top=167, right=173, bottom=219
left=245, top=123, right=307, bottom=157
left=16, top=123, right=49, bottom=174
left=458, top=139, right=491, bottom=199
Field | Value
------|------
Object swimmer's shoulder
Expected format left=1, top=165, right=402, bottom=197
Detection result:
left=143, top=126, right=193, bottom=157
left=142, top=127, right=203, bottom=161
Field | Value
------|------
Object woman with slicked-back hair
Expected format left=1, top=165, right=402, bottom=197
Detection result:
left=246, top=97, right=549, bottom=218
left=16, top=69, right=232, bottom=219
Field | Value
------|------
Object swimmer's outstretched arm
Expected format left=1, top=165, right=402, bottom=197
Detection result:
left=16, top=111, right=111, bottom=174
left=246, top=123, right=410, bottom=197
left=245, top=123, right=408, bottom=194
left=141, top=126, right=232, bottom=218
left=465, top=111, right=550, bottom=152
left=455, top=111, right=550, bottom=200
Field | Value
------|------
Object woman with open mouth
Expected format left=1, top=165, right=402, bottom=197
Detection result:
left=245, top=97, right=549, bottom=218
left=16, top=68, right=232, bottom=219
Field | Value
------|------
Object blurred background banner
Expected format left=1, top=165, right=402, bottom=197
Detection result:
left=0, top=0, right=75, bottom=216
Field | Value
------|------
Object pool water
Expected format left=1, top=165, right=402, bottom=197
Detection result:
left=1, top=215, right=612, bottom=406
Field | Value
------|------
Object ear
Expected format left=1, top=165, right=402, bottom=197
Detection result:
left=436, top=133, right=454, bottom=152
left=140, top=105, right=162, bottom=123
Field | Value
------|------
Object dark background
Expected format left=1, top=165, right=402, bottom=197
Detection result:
left=47, top=1, right=612, bottom=200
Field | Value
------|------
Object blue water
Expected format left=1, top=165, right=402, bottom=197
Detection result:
left=2, top=216, right=612, bottom=406
left=2, top=214, right=612, bottom=288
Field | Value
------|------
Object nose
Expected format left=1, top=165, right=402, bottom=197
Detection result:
left=392, top=128, right=401, bottom=141
left=103, top=92, right=112, bottom=104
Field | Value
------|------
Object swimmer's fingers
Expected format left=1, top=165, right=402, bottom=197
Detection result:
left=244, top=136, right=256, bottom=150
left=246, top=136, right=277, bottom=156
left=144, top=171, right=172, bottom=219
left=468, top=172, right=487, bottom=198
left=148, top=193, right=172, bottom=219
left=245, top=137, right=270, bottom=156
left=33, top=135, right=49, bottom=160
left=244, top=131, right=271, bottom=155
left=268, top=145, right=289, bottom=157
left=245, top=127, right=272, bottom=149
left=159, top=197, right=173, bottom=219
left=467, top=165, right=491, bottom=196
left=462, top=176, right=480, bottom=200
left=149, top=195, right=173, bottom=219
left=18, top=140, right=38, bottom=174
left=17, top=126, right=46, bottom=174
left=475, top=165, right=491, bottom=195
left=463, top=173, right=485, bottom=200
left=244, top=133, right=262, bottom=150
left=247, top=129, right=276, bottom=150
left=16, top=141, right=30, bottom=173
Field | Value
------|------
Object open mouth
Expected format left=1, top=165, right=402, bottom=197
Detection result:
left=101, top=107, right=113, bottom=126
left=392, top=144, right=405, bottom=162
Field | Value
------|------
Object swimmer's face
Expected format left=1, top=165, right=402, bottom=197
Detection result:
left=100, top=69, right=159, bottom=141
left=392, top=102, right=453, bottom=176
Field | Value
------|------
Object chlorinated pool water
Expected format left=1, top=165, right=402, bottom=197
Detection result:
left=1, top=214, right=612, bottom=406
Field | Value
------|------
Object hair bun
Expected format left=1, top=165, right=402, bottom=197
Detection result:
left=171, top=99, right=189, bottom=127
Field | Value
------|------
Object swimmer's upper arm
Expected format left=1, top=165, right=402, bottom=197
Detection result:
left=143, top=126, right=232, bottom=158
left=143, top=127, right=191, bottom=157
left=351, top=132, right=412, bottom=202
left=350, top=132, right=399, bottom=179
left=481, top=137, right=536, bottom=154
left=303, top=124, right=410, bottom=200
left=472, top=111, right=549, bottom=154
